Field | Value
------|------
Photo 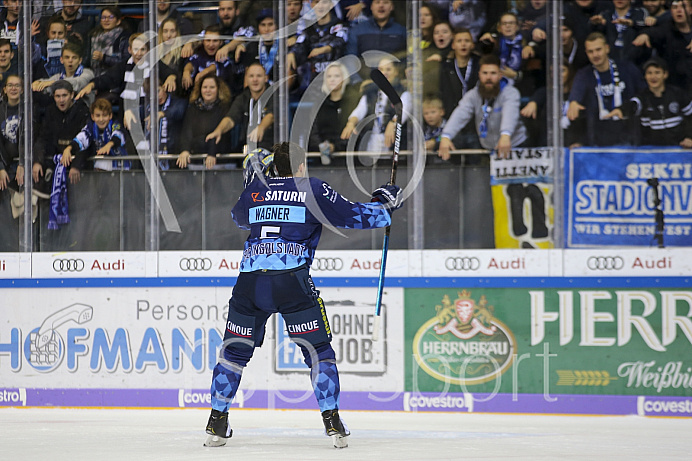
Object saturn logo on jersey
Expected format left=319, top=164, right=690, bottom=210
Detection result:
left=251, top=192, right=265, bottom=202
left=287, top=320, right=320, bottom=334
left=226, top=321, right=252, bottom=338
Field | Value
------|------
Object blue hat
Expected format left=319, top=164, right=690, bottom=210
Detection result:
left=256, top=8, right=273, bottom=23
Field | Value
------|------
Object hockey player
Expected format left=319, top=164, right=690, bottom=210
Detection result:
left=205, top=142, right=402, bottom=449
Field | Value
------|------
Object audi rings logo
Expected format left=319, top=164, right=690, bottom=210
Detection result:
left=179, top=258, right=213, bottom=271
left=311, top=258, right=344, bottom=271
left=587, top=256, right=625, bottom=271
left=445, top=257, right=481, bottom=271
left=53, top=259, right=85, bottom=272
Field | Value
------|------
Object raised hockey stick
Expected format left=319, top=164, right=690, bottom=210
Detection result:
left=370, top=68, right=402, bottom=342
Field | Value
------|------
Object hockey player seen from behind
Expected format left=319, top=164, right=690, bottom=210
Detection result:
left=205, top=142, right=402, bottom=449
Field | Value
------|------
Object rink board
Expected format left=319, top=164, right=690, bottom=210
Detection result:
left=1, top=249, right=691, bottom=416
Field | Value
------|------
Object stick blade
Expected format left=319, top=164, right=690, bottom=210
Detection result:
left=370, top=68, right=402, bottom=107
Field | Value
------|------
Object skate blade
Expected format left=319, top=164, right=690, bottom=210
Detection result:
left=332, top=434, right=348, bottom=449
left=204, top=435, right=228, bottom=447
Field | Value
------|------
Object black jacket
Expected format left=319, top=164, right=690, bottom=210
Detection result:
left=34, top=99, right=90, bottom=168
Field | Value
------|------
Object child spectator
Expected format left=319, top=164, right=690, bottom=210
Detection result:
left=62, top=98, right=129, bottom=172
left=182, top=25, right=232, bottom=92
left=439, top=27, right=481, bottom=150
left=422, top=96, right=446, bottom=153
left=479, top=12, right=524, bottom=86
left=177, top=74, right=233, bottom=170
left=32, top=42, right=95, bottom=103
left=614, top=57, right=692, bottom=147
left=85, top=6, right=130, bottom=78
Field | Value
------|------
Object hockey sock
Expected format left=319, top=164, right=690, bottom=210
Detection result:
left=210, top=362, right=243, bottom=413
left=311, top=360, right=340, bottom=413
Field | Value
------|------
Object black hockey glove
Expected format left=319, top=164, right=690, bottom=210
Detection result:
left=371, top=184, right=402, bottom=211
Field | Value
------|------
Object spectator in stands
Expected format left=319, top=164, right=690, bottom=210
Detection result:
left=426, top=21, right=454, bottom=62
left=186, top=1, right=253, bottom=61
left=335, top=0, right=371, bottom=25
left=421, top=20, right=454, bottom=97
left=518, top=0, right=547, bottom=37
left=138, top=0, right=195, bottom=36
left=235, top=9, right=280, bottom=82
left=632, top=0, right=692, bottom=89
left=567, top=32, right=645, bottom=147
left=32, top=42, right=95, bottom=109
left=287, top=0, right=349, bottom=95
left=533, top=0, right=605, bottom=45
left=439, top=27, right=481, bottom=151
left=521, top=61, right=584, bottom=147
left=40, top=0, right=93, bottom=49
left=642, top=0, right=668, bottom=26
left=437, top=0, right=487, bottom=42
left=422, top=96, right=447, bottom=153
left=145, top=81, right=188, bottom=165
left=526, top=17, right=589, bottom=71
left=609, top=57, right=692, bottom=147
left=588, top=0, right=648, bottom=65
left=85, top=6, right=130, bottom=78
left=438, top=54, right=528, bottom=160
left=62, top=98, right=129, bottom=175
left=76, top=33, right=149, bottom=113
left=285, top=0, right=305, bottom=45
left=38, top=16, right=67, bottom=78
left=342, top=57, right=412, bottom=153
left=0, top=0, right=28, bottom=48
left=206, top=0, right=255, bottom=95
left=346, top=0, right=406, bottom=76
left=158, top=17, right=184, bottom=94
left=33, top=80, right=90, bottom=189
left=420, top=2, right=440, bottom=48
left=182, top=25, right=232, bottom=92
left=308, top=61, right=360, bottom=163
left=205, top=61, right=274, bottom=153
left=177, top=74, right=233, bottom=170
left=479, top=12, right=524, bottom=86
left=0, top=75, right=25, bottom=191
left=0, top=39, right=17, bottom=85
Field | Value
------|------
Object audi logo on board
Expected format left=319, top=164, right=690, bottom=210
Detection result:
left=179, top=258, right=213, bottom=271
left=445, top=257, right=481, bottom=271
left=311, top=258, right=344, bottom=271
left=587, top=256, right=625, bottom=270
left=53, top=259, right=85, bottom=272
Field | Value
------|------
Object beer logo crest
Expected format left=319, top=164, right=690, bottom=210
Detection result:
left=413, top=290, right=516, bottom=385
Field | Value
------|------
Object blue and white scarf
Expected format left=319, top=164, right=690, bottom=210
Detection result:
left=48, top=154, right=69, bottom=230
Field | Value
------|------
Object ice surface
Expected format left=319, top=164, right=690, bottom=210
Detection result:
left=1, top=408, right=691, bottom=460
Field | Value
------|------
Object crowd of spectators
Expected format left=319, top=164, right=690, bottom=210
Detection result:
left=0, top=0, right=691, bottom=198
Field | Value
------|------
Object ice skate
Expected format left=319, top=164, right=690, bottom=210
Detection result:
left=322, top=409, right=349, bottom=448
left=204, top=409, right=232, bottom=447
